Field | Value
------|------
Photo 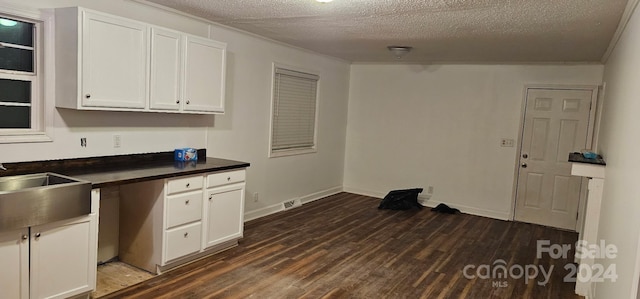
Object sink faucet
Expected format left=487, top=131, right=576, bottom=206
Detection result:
left=0, top=163, right=6, bottom=171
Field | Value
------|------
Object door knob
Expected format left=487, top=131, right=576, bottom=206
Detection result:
left=21, top=235, right=28, bottom=241
left=34, top=232, right=41, bottom=239
left=522, top=153, right=529, bottom=159
left=521, top=163, right=528, bottom=168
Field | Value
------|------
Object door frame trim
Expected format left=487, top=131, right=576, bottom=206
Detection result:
left=508, top=85, right=599, bottom=227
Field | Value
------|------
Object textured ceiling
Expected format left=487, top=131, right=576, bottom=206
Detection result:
left=143, top=0, right=628, bottom=63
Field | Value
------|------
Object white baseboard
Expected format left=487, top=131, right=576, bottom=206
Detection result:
left=344, top=186, right=511, bottom=221
left=342, top=186, right=386, bottom=199
left=300, top=186, right=344, bottom=204
left=244, top=186, right=343, bottom=222
left=244, top=203, right=284, bottom=222
left=421, top=198, right=510, bottom=220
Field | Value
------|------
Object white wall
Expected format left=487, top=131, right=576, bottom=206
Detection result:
left=594, top=2, right=640, bottom=298
left=344, top=64, right=603, bottom=219
left=206, top=25, right=351, bottom=219
left=0, top=0, right=213, bottom=162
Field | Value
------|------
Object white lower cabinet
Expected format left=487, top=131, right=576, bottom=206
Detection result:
left=0, top=228, right=29, bottom=299
left=204, top=184, right=245, bottom=248
left=0, top=213, right=98, bottom=299
left=120, top=169, right=246, bottom=274
left=31, top=215, right=98, bottom=299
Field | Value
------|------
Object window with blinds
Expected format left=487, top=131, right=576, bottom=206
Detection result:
left=270, top=66, right=319, bottom=156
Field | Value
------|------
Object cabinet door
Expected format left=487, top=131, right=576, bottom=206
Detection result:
left=150, top=27, right=182, bottom=111
left=0, top=228, right=29, bottom=299
left=30, top=215, right=98, bottom=299
left=204, top=183, right=245, bottom=249
left=82, top=11, right=148, bottom=109
left=183, top=35, right=226, bottom=113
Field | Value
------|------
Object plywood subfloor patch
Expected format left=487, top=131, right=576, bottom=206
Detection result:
left=92, top=261, right=155, bottom=298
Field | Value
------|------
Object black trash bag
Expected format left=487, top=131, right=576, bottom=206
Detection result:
left=378, top=188, right=423, bottom=210
left=431, top=203, right=460, bottom=214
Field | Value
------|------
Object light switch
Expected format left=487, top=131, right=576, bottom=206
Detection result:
left=500, top=138, right=515, bottom=147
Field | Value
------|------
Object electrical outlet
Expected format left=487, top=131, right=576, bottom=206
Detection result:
left=500, top=138, right=515, bottom=147
left=253, top=192, right=259, bottom=202
left=113, top=135, right=121, bottom=148
left=80, top=137, right=87, bottom=147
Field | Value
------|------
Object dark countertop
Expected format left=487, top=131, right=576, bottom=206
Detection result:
left=568, top=152, right=606, bottom=166
left=66, top=157, right=249, bottom=188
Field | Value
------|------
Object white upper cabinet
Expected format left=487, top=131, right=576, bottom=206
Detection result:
left=149, top=29, right=227, bottom=113
left=81, top=11, right=148, bottom=109
left=149, top=27, right=182, bottom=111
left=56, top=7, right=148, bottom=110
left=55, top=7, right=227, bottom=114
left=183, top=36, right=226, bottom=113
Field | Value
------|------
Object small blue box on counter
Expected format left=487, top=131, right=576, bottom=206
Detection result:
left=174, top=148, right=198, bottom=162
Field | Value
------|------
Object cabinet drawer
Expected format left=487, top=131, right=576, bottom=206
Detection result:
left=167, top=175, right=203, bottom=195
left=165, top=222, right=201, bottom=262
left=166, top=191, right=203, bottom=229
left=207, top=170, right=245, bottom=188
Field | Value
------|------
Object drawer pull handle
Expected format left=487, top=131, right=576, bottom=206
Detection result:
left=209, top=195, right=213, bottom=200
left=21, top=234, right=28, bottom=241
left=176, top=100, right=180, bottom=104
left=34, top=233, right=41, bottom=239
left=186, top=100, right=190, bottom=105
left=185, top=200, right=190, bottom=205
left=186, top=183, right=190, bottom=188
left=184, top=232, right=189, bottom=238
left=227, top=177, right=231, bottom=181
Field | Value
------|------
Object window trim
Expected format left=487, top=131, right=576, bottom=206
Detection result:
left=0, top=3, right=53, bottom=144
left=268, top=63, right=320, bottom=158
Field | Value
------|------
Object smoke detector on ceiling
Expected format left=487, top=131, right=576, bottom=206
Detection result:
left=387, top=46, right=413, bottom=59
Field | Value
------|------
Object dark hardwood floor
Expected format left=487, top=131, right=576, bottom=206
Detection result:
left=103, top=192, right=582, bottom=299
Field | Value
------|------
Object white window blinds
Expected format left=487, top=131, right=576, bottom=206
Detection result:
left=271, top=67, right=319, bottom=153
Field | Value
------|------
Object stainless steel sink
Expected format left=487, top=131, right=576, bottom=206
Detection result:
left=0, top=173, right=91, bottom=230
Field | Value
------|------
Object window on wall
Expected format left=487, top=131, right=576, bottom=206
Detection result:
left=0, top=10, right=49, bottom=143
left=269, top=66, right=319, bottom=157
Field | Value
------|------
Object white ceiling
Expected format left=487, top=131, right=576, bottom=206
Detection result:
left=143, top=0, right=629, bottom=64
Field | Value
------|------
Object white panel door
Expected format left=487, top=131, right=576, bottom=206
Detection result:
left=183, top=36, right=226, bottom=113
left=30, top=216, right=96, bottom=299
left=82, top=11, right=148, bottom=109
left=149, top=27, right=182, bottom=111
left=0, top=228, right=29, bottom=299
left=204, top=184, right=245, bottom=248
left=515, top=88, right=593, bottom=230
